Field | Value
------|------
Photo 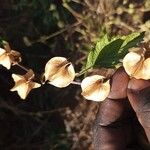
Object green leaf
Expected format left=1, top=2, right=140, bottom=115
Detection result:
left=119, top=32, right=145, bottom=57
left=86, top=34, right=109, bottom=68
left=86, top=32, right=144, bottom=69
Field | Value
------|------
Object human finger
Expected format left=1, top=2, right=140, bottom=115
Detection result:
left=127, top=78, right=150, bottom=142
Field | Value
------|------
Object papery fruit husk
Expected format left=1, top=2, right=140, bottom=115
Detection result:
left=24, top=69, right=35, bottom=81
left=9, top=50, right=22, bottom=64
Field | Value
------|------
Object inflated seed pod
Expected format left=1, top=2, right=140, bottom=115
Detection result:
left=93, top=98, right=135, bottom=150
left=108, top=67, right=129, bottom=99
left=127, top=78, right=150, bottom=142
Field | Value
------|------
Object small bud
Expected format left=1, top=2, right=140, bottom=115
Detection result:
left=81, top=75, right=110, bottom=102
left=123, top=51, right=150, bottom=80
left=0, top=42, right=21, bottom=69
left=44, top=57, right=75, bottom=88
left=11, top=70, right=41, bottom=99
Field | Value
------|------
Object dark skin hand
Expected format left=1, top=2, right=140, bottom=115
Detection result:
left=93, top=67, right=150, bottom=150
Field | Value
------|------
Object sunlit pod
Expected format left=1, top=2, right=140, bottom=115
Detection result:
left=81, top=75, right=110, bottom=102
left=44, top=57, right=75, bottom=88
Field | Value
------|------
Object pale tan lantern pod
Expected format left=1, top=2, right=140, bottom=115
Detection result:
left=0, top=41, right=21, bottom=69
left=123, top=51, right=150, bottom=80
left=44, top=57, right=75, bottom=88
left=81, top=75, right=110, bottom=102
left=11, top=69, right=41, bottom=99
left=0, top=47, right=12, bottom=69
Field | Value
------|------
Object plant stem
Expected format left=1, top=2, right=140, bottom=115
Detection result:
left=15, top=63, right=29, bottom=72
left=76, top=66, right=92, bottom=77
left=71, top=81, right=81, bottom=85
